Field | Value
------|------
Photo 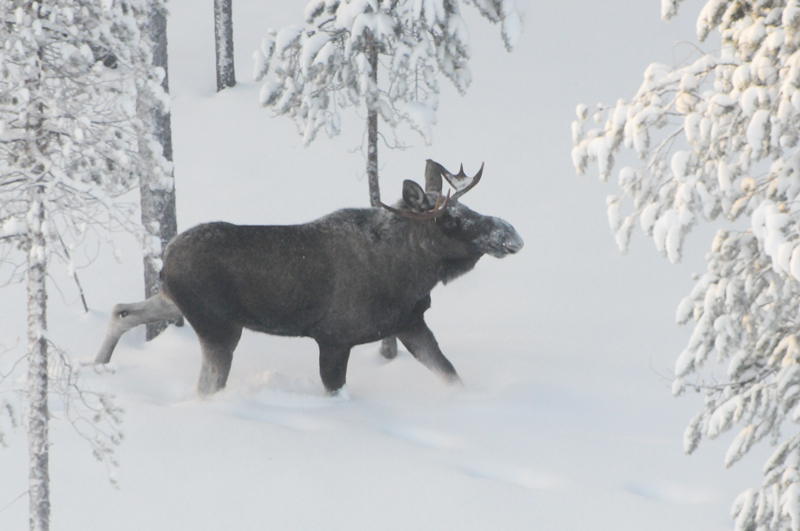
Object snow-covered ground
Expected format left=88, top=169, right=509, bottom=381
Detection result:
left=0, top=1, right=769, bottom=529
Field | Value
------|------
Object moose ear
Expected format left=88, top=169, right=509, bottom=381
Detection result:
left=402, top=180, right=432, bottom=213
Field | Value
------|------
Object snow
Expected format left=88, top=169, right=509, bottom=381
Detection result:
left=500, top=8, right=521, bottom=50
left=746, top=109, right=771, bottom=157
left=2, top=217, right=26, bottom=236
left=684, top=112, right=701, bottom=142
left=0, top=1, right=770, bottom=530
left=299, top=32, right=329, bottom=75
left=741, top=86, right=763, bottom=117
left=671, top=150, right=691, bottom=180
left=587, top=135, right=612, bottom=181
left=791, top=246, right=800, bottom=281
left=661, top=0, right=682, bottom=21
left=274, top=25, right=302, bottom=55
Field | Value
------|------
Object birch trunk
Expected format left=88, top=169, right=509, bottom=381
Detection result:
left=22, top=7, right=50, bottom=526
left=27, top=191, right=49, bottom=531
left=214, top=0, right=235, bottom=91
left=140, top=2, right=178, bottom=340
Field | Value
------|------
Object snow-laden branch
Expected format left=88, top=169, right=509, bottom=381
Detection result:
left=574, top=2, right=800, bottom=530
left=254, top=0, right=521, bottom=147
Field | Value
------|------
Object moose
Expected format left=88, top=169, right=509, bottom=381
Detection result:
left=94, top=160, right=523, bottom=396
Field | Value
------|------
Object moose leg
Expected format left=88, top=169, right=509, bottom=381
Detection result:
left=95, top=292, right=184, bottom=364
left=379, top=336, right=398, bottom=359
left=195, top=325, right=243, bottom=397
left=317, top=342, right=352, bottom=395
left=396, top=319, right=462, bottom=385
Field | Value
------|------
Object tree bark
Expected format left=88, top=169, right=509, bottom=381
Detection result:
left=366, top=31, right=379, bottom=207
left=140, top=3, right=178, bottom=340
left=27, top=190, right=49, bottom=531
left=23, top=11, right=50, bottom=526
left=364, top=31, right=395, bottom=355
left=367, top=108, right=379, bottom=207
left=214, top=0, right=236, bottom=91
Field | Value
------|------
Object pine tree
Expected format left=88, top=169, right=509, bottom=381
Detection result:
left=253, top=0, right=522, bottom=206
left=0, top=1, right=164, bottom=528
left=573, top=1, right=800, bottom=529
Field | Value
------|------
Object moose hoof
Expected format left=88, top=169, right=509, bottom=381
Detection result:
left=196, top=369, right=227, bottom=398
left=443, top=372, right=463, bottom=387
left=327, top=385, right=350, bottom=401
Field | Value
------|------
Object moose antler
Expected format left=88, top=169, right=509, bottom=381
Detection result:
left=424, top=160, right=484, bottom=200
left=425, top=159, right=444, bottom=193
left=440, top=162, right=483, bottom=201
left=379, top=190, right=451, bottom=220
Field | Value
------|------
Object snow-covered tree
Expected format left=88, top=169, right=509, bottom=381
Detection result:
left=253, top=0, right=522, bottom=206
left=215, top=0, right=235, bottom=91
left=572, top=1, right=800, bottom=529
left=0, top=1, right=166, bottom=528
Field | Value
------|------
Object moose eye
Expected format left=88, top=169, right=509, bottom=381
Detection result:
left=439, top=216, right=460, bottom=233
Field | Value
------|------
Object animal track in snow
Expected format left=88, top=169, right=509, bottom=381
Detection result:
left=379, top=423, right=566, bottom=491
left=457, top=459, right=569, bottom=491
left=381, top=424, right=462, bottom=450
left=231, top=403, right=331, bottom=432
left=622, top=480, right=718, bottom=504
left=225, top=387, right=342, bottom=432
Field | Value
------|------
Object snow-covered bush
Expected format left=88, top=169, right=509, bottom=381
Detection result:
left=573, top=1, right=800, bottom=529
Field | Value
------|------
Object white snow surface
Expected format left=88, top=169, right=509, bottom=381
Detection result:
left=0, top=1, right=768, bottom=530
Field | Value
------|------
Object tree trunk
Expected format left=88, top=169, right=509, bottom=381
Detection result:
left=24, top=9, right=50, bottom=526
left=214, top=0, right=236, bottom=91
left=364, top=32, right=395, bottom=356
left=366, top=31, right=379, bottom=207
left=140, top=2, right=178, bottom=340
left=27, top=190, right=49, bottom=531
left=367, top=108, right=379, bottom=207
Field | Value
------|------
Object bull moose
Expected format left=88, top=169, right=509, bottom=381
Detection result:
left=94, top=160, right=523, bottom=396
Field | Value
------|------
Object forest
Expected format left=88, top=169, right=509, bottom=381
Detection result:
left=2, top=1, right=795, bottom=530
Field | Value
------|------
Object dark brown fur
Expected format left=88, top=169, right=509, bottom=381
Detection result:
left=96, top=179, right=523, bottom=396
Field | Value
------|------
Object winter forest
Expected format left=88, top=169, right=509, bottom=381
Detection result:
left=4, top=0, right=800, bottom=529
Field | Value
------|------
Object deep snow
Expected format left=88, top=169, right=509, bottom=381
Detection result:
left=0, top=1, right=770, bottom=529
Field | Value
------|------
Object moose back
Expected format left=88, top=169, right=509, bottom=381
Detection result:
left=95, top=160, right=523, bottom=396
